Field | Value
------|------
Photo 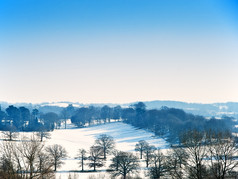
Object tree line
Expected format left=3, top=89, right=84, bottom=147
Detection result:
left=0, top=133, right=126, bottom=178
left=0, top=136, right=67, bottom=178
left=0, top=102, right=235, bottom=144
left=134, top=130, right=238, bottom=179
left=68, top=102, right=235, bottom=144
left=1, top=131, right=238, bottom=179
left=0, top=105, right=61, bottom=132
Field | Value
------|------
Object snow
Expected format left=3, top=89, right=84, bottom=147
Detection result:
left=41, top=102, right=82, bottom=108
left=49, top=122, right=168, bottom=156
left=48, top=122, right=168, bottom=178
left=1, top=121, right=169, bottom=179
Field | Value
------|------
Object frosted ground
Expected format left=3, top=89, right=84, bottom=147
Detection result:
left=1, top=121, right=169, bottom=179
left=49, top=121, right=169, bottom=178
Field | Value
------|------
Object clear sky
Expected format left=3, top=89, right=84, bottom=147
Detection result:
left=0, top=0, right=238, bottom=104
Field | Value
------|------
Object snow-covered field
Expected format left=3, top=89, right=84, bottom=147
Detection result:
left=1, top=122, right=169, bottom=179
left=50, top=121, right=169, bottom=178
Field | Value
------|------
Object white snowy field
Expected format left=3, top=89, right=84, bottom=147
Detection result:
left=1, top=121, right=169, bottom=179
left=49, top=121, right=169, bottom=179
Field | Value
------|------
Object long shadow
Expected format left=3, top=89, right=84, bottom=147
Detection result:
left=80, top=122, right=169, bottom=148
left=56, top=169, right=107, bottom=173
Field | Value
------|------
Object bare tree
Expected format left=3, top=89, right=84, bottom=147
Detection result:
left=36, top=128, right=51, bottom=142
left=78, top=148, right=87, bottom=171
left=0, top=138, right=54, bottom=179
left=207, top=131, right=238, bottom=179
left=2, top=125, right=18, bottom=141
left=111, top=150, right=121, bottom=171
left=95, top=134, right=115, bottom=159
left=181, top=130, right=208, bottom=179
left=36, top=152, right=54, bottom=178
left=109, top=151, right=139, bottom=179
left=143, top=144, right=156, bottom=167
left=148, top=149, right=168, bottom=179
left=167, top=147, right=188, bottom=179
left=46, top=144, right=67, bottom=171
left=88, top=145, right=104, bottom=171
left=18, top=138, right=44, bottom=178
left=135, top=140, right=148, bottom=159
left=0, top=141, right=16, bottom=178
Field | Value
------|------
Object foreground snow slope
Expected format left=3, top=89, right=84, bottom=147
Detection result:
left=0, top=122, right=168, bottom=178
left=47, top=122, right=168, bottom=178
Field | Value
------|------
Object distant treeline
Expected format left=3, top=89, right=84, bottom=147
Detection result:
left=0, top=103, right=235, bottom=143
left=122, top=102, right=235, bottom=143
left=68, top=102, right=235, bottom=142
left=0, top=105, right=61, bottom=132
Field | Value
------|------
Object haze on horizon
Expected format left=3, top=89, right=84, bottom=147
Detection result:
left=1, top=0, right=238, bottom=104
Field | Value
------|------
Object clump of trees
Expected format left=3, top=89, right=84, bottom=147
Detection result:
left=75, top=134, right=140, bottom=178
left=75, top=134, right=116, bottom=172
left=0, top=105, right=61, bottom=133
left=148, top=149, right=167, bottom=179
left=69, top=102, right=235, bottom=144
left=0, top=137, right=55, bottom=178
left=136, top=130, right=238, bottom=179
left=126, top=102, right=235, bottom=144
left=0, top=102, right=235, bottom=146
left=0, top=135, right=68, bottom=178
left=0, top=102, right=237, bottom=178
left=1, top=129, right=238, bottom=179
left=86, top=134, right=115, bottom=171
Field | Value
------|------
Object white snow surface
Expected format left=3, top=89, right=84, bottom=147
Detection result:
left=1, top=122, right=169, bottom=179
left=49, top=122, right=169, bottom=178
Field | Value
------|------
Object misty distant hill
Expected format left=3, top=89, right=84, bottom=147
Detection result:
left=1, top=100, right=238, bottom=118
left=140, top=100, right=238, bottom=118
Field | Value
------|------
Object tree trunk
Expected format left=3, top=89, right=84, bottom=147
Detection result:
left=10, top=132, right=12, bottom=141
left=146, top=151, right=148, bottom=167
left=116, top=160, right=119, bottom=171
left=30, top=163, right=33, bottom=179
left=104, top=148, right=106, bottom=159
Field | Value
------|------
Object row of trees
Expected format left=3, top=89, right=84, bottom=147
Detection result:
left=0, top=128, right=51, bottom=142
left=76, top=134, right=140, bottom=179
left=0, top=104, right=122, bottom=132
left=1, top=103, right=235, bottom=145
left=133, top=130, right=238, bottom=179
left=1, top=131, right=238, bottom=179
left=0, top=132, right=139, bottom=179
left=0, top=105, right=62, bottom=132
left=70, top=102, right=235, bottom=144
left=70, top=105, right=122, bottom=127
left=126, top=102, right=235, bottom=143
left=0, top=138, right=67, bottom=178
left=76, top=131, right=238, bottom=179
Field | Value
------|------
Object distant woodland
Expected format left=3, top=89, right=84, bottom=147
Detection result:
left=0, top=102, right=235, bottom=144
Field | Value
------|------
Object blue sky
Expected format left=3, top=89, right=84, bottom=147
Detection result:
left=0, top=0, right=238, bottom=103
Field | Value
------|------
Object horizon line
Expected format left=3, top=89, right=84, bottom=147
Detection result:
left=1, top=99, right=238, bottom=106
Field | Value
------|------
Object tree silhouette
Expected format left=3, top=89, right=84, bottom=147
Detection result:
left=109, top=151, right=139, bottom=179
left=95, top=134, right=115, bottom=159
